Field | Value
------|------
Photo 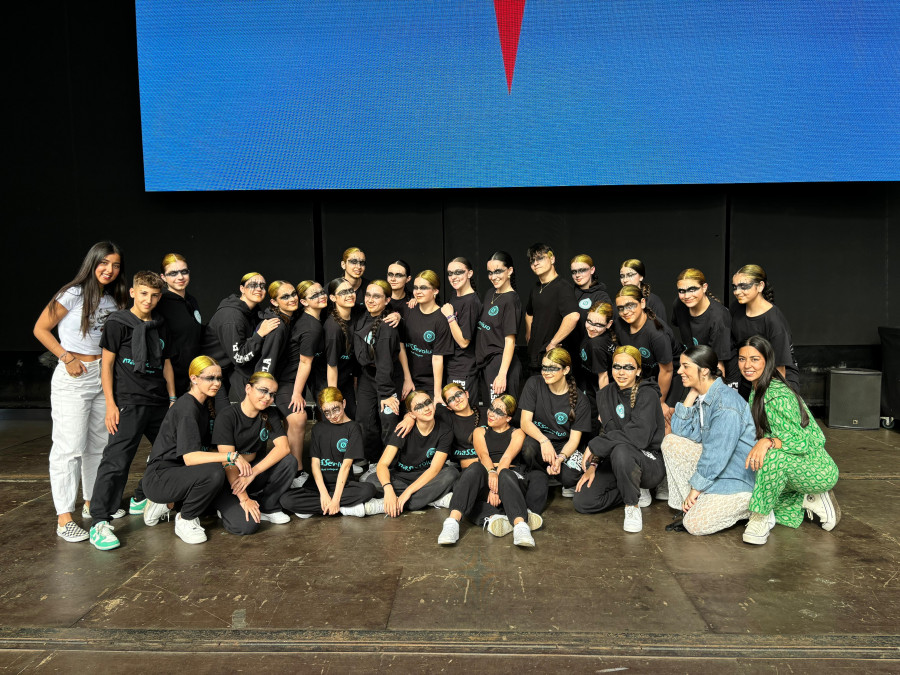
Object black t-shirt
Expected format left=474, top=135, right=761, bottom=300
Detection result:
left=211, top=403, right=286, bottom=456
left=435, top=404, right=481, bottom=460
left=475, top=290, right=521, bottom=366
left=156, top=291, right=202, bottom=393
left=525, top=276, right=580, bottom=367
left=100, top=311, right=170, bottom=406
left=282, top=312, right=326, bottom=392
left=671, top=299, right=739, bottom=383
left=730, top=304, right=800, bottom=388
left=567, top=282, right=612, bottom=352
left=403, top=305, right=454, bottom=387
left=323, top=313, right=357, bottom=385
left=612, top=316, right=673, bottom=381
left=576, top=332, right=613, bottom=392
left=310, top=419, right=365, bottom=477
left=385, top=419, right=452, bottom=475
left=519, top=374, right=592, bottom=450
left=387, top=294, right=412, bottom=321
left=445, top=293, right=482, bottom=379
left=613, top=290, right=668, bottom=325
left=147, top=394, right=213, bottom=469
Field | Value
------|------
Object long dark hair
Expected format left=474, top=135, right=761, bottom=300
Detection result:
left=741, top=335, right=808, bottom=438
left=49, top=241, right=128, bottom=336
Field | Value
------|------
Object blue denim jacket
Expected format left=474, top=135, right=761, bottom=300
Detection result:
left=671, top=378, right=756, bottom=495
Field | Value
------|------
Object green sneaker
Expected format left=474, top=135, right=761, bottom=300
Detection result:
left=129, top=497, right=147, bottom=515
left=89, top=521, right=120, bottom=551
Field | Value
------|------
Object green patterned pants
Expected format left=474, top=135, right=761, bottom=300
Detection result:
left=748, top=447, right=839, bottom=528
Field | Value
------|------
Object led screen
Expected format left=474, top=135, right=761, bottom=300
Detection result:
left=136, top=1, right=899, bottom=190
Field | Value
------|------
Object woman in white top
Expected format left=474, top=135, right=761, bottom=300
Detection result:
left=33, top=241, right=128, bottom=542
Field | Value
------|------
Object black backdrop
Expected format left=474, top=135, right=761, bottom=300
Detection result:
left=7, top=3, right=898, bottom=406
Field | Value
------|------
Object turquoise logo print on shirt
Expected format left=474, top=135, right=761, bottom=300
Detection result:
left=337, top=438, right=348, bottom=452
left=259, top=428, right=269, bottom=441
left=194, top=310, right=202, bottom=324
left=581, top=348, right=587, bottom=361
left=159, top=338, right=165, bottom=349
left=555, top=411, right=569, bottom=425
left=579, top=298, right=592, bottom=309
left=488, top=306, right=499, bottom=316
left=424, top=330, right=435, bottom=343
left=616, top=403, right=625, bottom=419
left=693, top=337, right=699, bottom=345
left=639, top=347, right=651, bottom=359
left=426, top=447, right=436, bottom=459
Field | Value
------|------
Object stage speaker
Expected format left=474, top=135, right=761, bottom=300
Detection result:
left=826, top=368, right=882, bottom=430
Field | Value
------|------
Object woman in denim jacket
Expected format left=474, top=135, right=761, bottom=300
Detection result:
left=661, top=345, right=757, bottom=535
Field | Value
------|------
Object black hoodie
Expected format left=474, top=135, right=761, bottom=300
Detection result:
left=590, top=378, right=664, bottom=459
left=199, top=294, right=263, bottom=377
left=255, top=306, right=291, bottom=377
left=156, top=290, right=202, bottom=394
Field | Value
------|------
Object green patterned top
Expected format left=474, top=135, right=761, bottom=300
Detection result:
left=749, top=379, right=825, bottom=455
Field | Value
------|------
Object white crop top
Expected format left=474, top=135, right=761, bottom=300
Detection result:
left=56, top=287, right=117, bottom=355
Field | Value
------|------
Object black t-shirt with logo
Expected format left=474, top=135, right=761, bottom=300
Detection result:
left=100, top=311, right=171, bottom=406
left=730, top=304, right=800, bottom=389
left=612, top=316, right=674, bottom=381
left=435, top=404, right=481, bottom=461
left=310, top=419, right=365, bottom=479
left=525, top=276, right=580, bottom=367
left=671, top=299, right=739, bottom=383
left=282, top=312, right=326, bottom=393
left=147, top=394, right=213, bottom=469
left=402, top=305, right=454, bottom=387
left=323, top=313, right=357, bottom=386
left=576, top=332, right=613, bottom=393
left=211, top=403, right=286, bottom=456
left=518, top=375, right=592, bottom=451
left=475, top=290, right=521, bottom=367
left=385, top=419, right=452, bottom=475
left=445, top=293, right=482, bottom=380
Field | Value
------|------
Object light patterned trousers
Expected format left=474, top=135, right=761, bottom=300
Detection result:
left=661, top=434, right=752, bottom=536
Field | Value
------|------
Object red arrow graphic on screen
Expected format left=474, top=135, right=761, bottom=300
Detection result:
left=494, top=0, right=526, bottom=93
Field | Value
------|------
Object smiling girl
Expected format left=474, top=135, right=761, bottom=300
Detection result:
left=156, top=253, right=202, bottom=396
left=475, top=251, right=523, bottom=403
left=404, top=270, right=454, bottom=404
left=34, top=241, right=128, bottom=542
left=442, top=257, right=483, bottom=394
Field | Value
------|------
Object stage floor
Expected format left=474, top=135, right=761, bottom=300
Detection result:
left=1, top=414, right=898, bottom=673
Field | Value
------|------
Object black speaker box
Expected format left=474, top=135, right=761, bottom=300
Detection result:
left=826, top=368, right=882, bottom=430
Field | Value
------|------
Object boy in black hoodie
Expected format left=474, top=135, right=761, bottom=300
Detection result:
left=199, top=273, right=279, bottom=407
left=89, top=271, right=175, bottom=551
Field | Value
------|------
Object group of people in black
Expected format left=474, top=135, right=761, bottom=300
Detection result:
left=36, top=241, right=839, bottom=551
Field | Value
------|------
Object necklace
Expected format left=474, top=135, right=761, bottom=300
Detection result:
left=538, top=275, right=557, bottom=294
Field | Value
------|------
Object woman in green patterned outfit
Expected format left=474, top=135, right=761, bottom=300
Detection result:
left=739, top=336, right=840, bottom=545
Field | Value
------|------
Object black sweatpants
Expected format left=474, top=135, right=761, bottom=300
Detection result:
left=518, top=436, right=583, bottom=511
left=280, top=478, right=376, bottom=515
left=479, top=352, right=522, bottom=405
left=573, top=443, right=665, bottom=513
left=356, top=370, right=401, bottom=463
left=213, top=454, right=297, bottom=535
left=90, top=403, right=167, bottom=521
left=448, top=462, right=538, bottom=525
left=143, top=462, right=225, bottom=520
left=366, top=464, right=459, bottom=511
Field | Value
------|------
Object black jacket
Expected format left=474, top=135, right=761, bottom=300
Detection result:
left=590, top=378, right=664, bottom=459
left=199, top=295, right=263, bottom=376
left=156, top=290, right=202, bottom=394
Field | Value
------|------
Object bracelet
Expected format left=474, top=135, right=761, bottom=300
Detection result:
left=169, top=396, right=177, bottom=402
left=557, top=453, right=566, bottom=462
left=381, top=483, right=390, bottom=488
left=58, top=351, right=69, bottom=363
left=446, top=313, right=457, bottom=323
left=766, top=438, right=775, bottom=450
left=540, top=439, right=551, bottom=445
left=488, top=469, right=497, bottom=474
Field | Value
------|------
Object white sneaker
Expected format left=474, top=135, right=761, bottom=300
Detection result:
left=81, top=504, right=91, bottom=518
left=339, top=503, right=366, bottom=518
left=513, top=521, right=535, bottom=547
left=259, top=510, right=291, bottom=524
left=174, top=513, right=207, bottom=544
left=638, top=489, right=652, bottom=508
left=438, top=517, right=460, bottom=545
left=561, top=487, right=575, bottom=498
left=363, top=498, right=385, bottom=516
left=805, top=490, right=841, bottom=531
left=655, top=477, right=669, bottom=501
left=294, top=513, right=314, bottom=519
left=143, top=500, right=171, bottom=527
left=57, top=521, right=89, bottom=543
left=527, top=510, right=543, bottom=531
left=111, top=508, right=127, bottom=519
left=623, top=505, right=643, bottom=533
left=291, top=472, right=310, bottom=489
left=352, top=462, right=364, bottom=476
left=429, top=492, right=452, bottom=509
left=85, top=506, right=127, bottom=520
left=360, top=465, right=378, bottom=482
left=743, top=510, right=776, bottom=545
left=485, top=514, right=513, bottom=537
